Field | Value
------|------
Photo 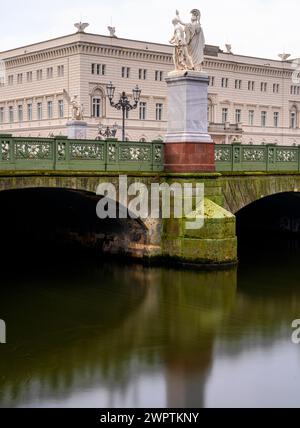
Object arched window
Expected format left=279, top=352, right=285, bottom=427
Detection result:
left=92, top=98, right=101, bottom=118
left=91, top=87, right=105, bottom=118
left=290, top=106, right=298, bottom=129
left=139, top=137, right=147, bottom=143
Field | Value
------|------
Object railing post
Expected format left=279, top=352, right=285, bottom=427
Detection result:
left=267, top=144, right=276, bottom=172
left=54, top=135, right=68, bottom=170
left=105, top=138, right=118, bottom=172
left=231, top=141, right=242, bottom=172
left=0, top=133, right=13, bottom=167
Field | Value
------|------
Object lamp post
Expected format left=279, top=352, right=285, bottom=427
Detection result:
left=96, top=123, right=118, bottom=141
left=106, top=82, right=141, bottom=141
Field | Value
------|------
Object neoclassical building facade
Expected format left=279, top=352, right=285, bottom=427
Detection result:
left=0, top=26, right=300, bottom=145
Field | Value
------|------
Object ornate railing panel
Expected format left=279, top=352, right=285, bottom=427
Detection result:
left=1, top=134, right=300, bottom=173
left=215, top=143, right=300, bottom=172
left=0, top=135, right=164, bottom=172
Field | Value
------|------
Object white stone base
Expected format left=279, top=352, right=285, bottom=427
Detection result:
left=164, top=132, right=212, bottom=143
left=67, top=121, right=88, bottom=140
left=165, top=71, right=213, bottom=144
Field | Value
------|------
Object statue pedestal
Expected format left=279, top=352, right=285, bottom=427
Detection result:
left=66, top=121, right=88, bottom=140
left=164, top=71, right=215, bottom=173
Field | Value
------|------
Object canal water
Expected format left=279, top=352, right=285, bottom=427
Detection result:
left=0, top=238, right=300, bottom=409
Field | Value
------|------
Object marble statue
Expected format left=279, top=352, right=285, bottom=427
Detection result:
left=71, top=95, right=84, bottom=121
left=170, top=9, right=205, bottom=72
left=169, top=15, right=193, bottom=71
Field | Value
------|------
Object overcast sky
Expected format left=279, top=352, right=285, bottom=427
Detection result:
left=1, top=0, right=299, bottom=60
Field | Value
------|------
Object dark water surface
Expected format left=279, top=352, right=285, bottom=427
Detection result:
left=1, top=242, right=300, bottom=408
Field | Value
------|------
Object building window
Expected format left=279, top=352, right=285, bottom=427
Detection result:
left=18, top=105, right=23, bottom=122
left=222, top=108, right=228, bottom=123
left=26, top=72, right=33, bottom=82
left=249, top=110, right=254, bottom=126
left=273, top=83, right=280, bottom=93
left=139, top=137, right=147, bottom=142
left=27, top=104, right=32, bottom=121
left=291, top=85, right=300, bottom=96
left=139, top=102, right=147, bottom=120
left=91, top=63, right=105, bottom=76
left=291, top=109, right=297, bottom=128
left=57, top=65, right=64, bottom=77
left=261, top=111, right=267, bottom=127
left=248, top=81, right=255, bottom=91
left=9, top=106, right=14, bottom=123
left=261, top=82, right=267, bottom=92
left=209, top=76, right=215, bottom=86
left=235, top=80, right=242, bottom=90
left=155, top=71, right=163, bottom=81
left=17, top=73, right=23, bottom=84
left=37, top=70, right=43, bottom=81
left=139, top=69, right=147, bottom=80
left=37, top=102, right=43, bottom=121
left=8, top=75, right=13, bottom=86
left=274, top=111, right=279, bottom=127
left=92, top=98, right=101, bottom=118
left=156, top=103, right=163, bottom=121
left=47, top=68, right=53, bottom=79
left=98, top=64, right=105, bottom=75
left=58, top=100, right=64, bottom=118
left=221, top=78, right=229, bottom=88
left=0, top=107, right=4, bottom=124
left=235, top=109, right=242, bottom=124
left=122, top=67, right=130, bottom=78
left=47, top=101, right=53, bottom=119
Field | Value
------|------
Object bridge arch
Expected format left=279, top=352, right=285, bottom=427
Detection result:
left=220, top=174, right=300, bottom=214
left=0, top=180, right=159, bottom=262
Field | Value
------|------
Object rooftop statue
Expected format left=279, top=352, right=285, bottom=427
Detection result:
left=108, top=26, right=117, bottom=38
left=170, top=9, right=205, bottom=72
left=74, top=22, right=90, bottom=33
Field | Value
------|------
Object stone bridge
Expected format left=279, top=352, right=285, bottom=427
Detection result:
left=1, top=169, right=300, bottom=267
left=1, top=134, right=300, bottom=266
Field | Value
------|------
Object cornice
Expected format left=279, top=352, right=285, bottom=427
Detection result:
left=3, top=41, right=173, bottom=69
left=2, top=40, right=295, bottom=80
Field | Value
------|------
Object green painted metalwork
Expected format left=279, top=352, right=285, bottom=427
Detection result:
left=215, top=143, right=300, bottom=172
left=0, top=135, right=164, bottom=172
left=1, top=134, right=300, bottom=173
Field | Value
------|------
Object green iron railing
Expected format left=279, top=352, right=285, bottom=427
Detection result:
left=215, top=142, right=300, bottom=172
left=1, top=134, right=300, bottom=173
left=0, top=134, right=164, bottom=172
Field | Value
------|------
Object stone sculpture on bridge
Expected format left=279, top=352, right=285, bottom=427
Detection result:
left=170, top=9, right=205, bottom=72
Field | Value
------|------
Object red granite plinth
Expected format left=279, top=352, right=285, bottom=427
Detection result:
left=164, top=142, right=215, bottom=173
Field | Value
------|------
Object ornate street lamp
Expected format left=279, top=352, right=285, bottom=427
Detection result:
left=96, top=122, right=118, bottom=141
left=106, top=82, right=141, bottom=141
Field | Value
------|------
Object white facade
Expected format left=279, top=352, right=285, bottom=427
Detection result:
left=0, top=29, right=300, bottom=145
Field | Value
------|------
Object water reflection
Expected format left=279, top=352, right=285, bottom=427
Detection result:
left=0, top=251, right=300, bottom=408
